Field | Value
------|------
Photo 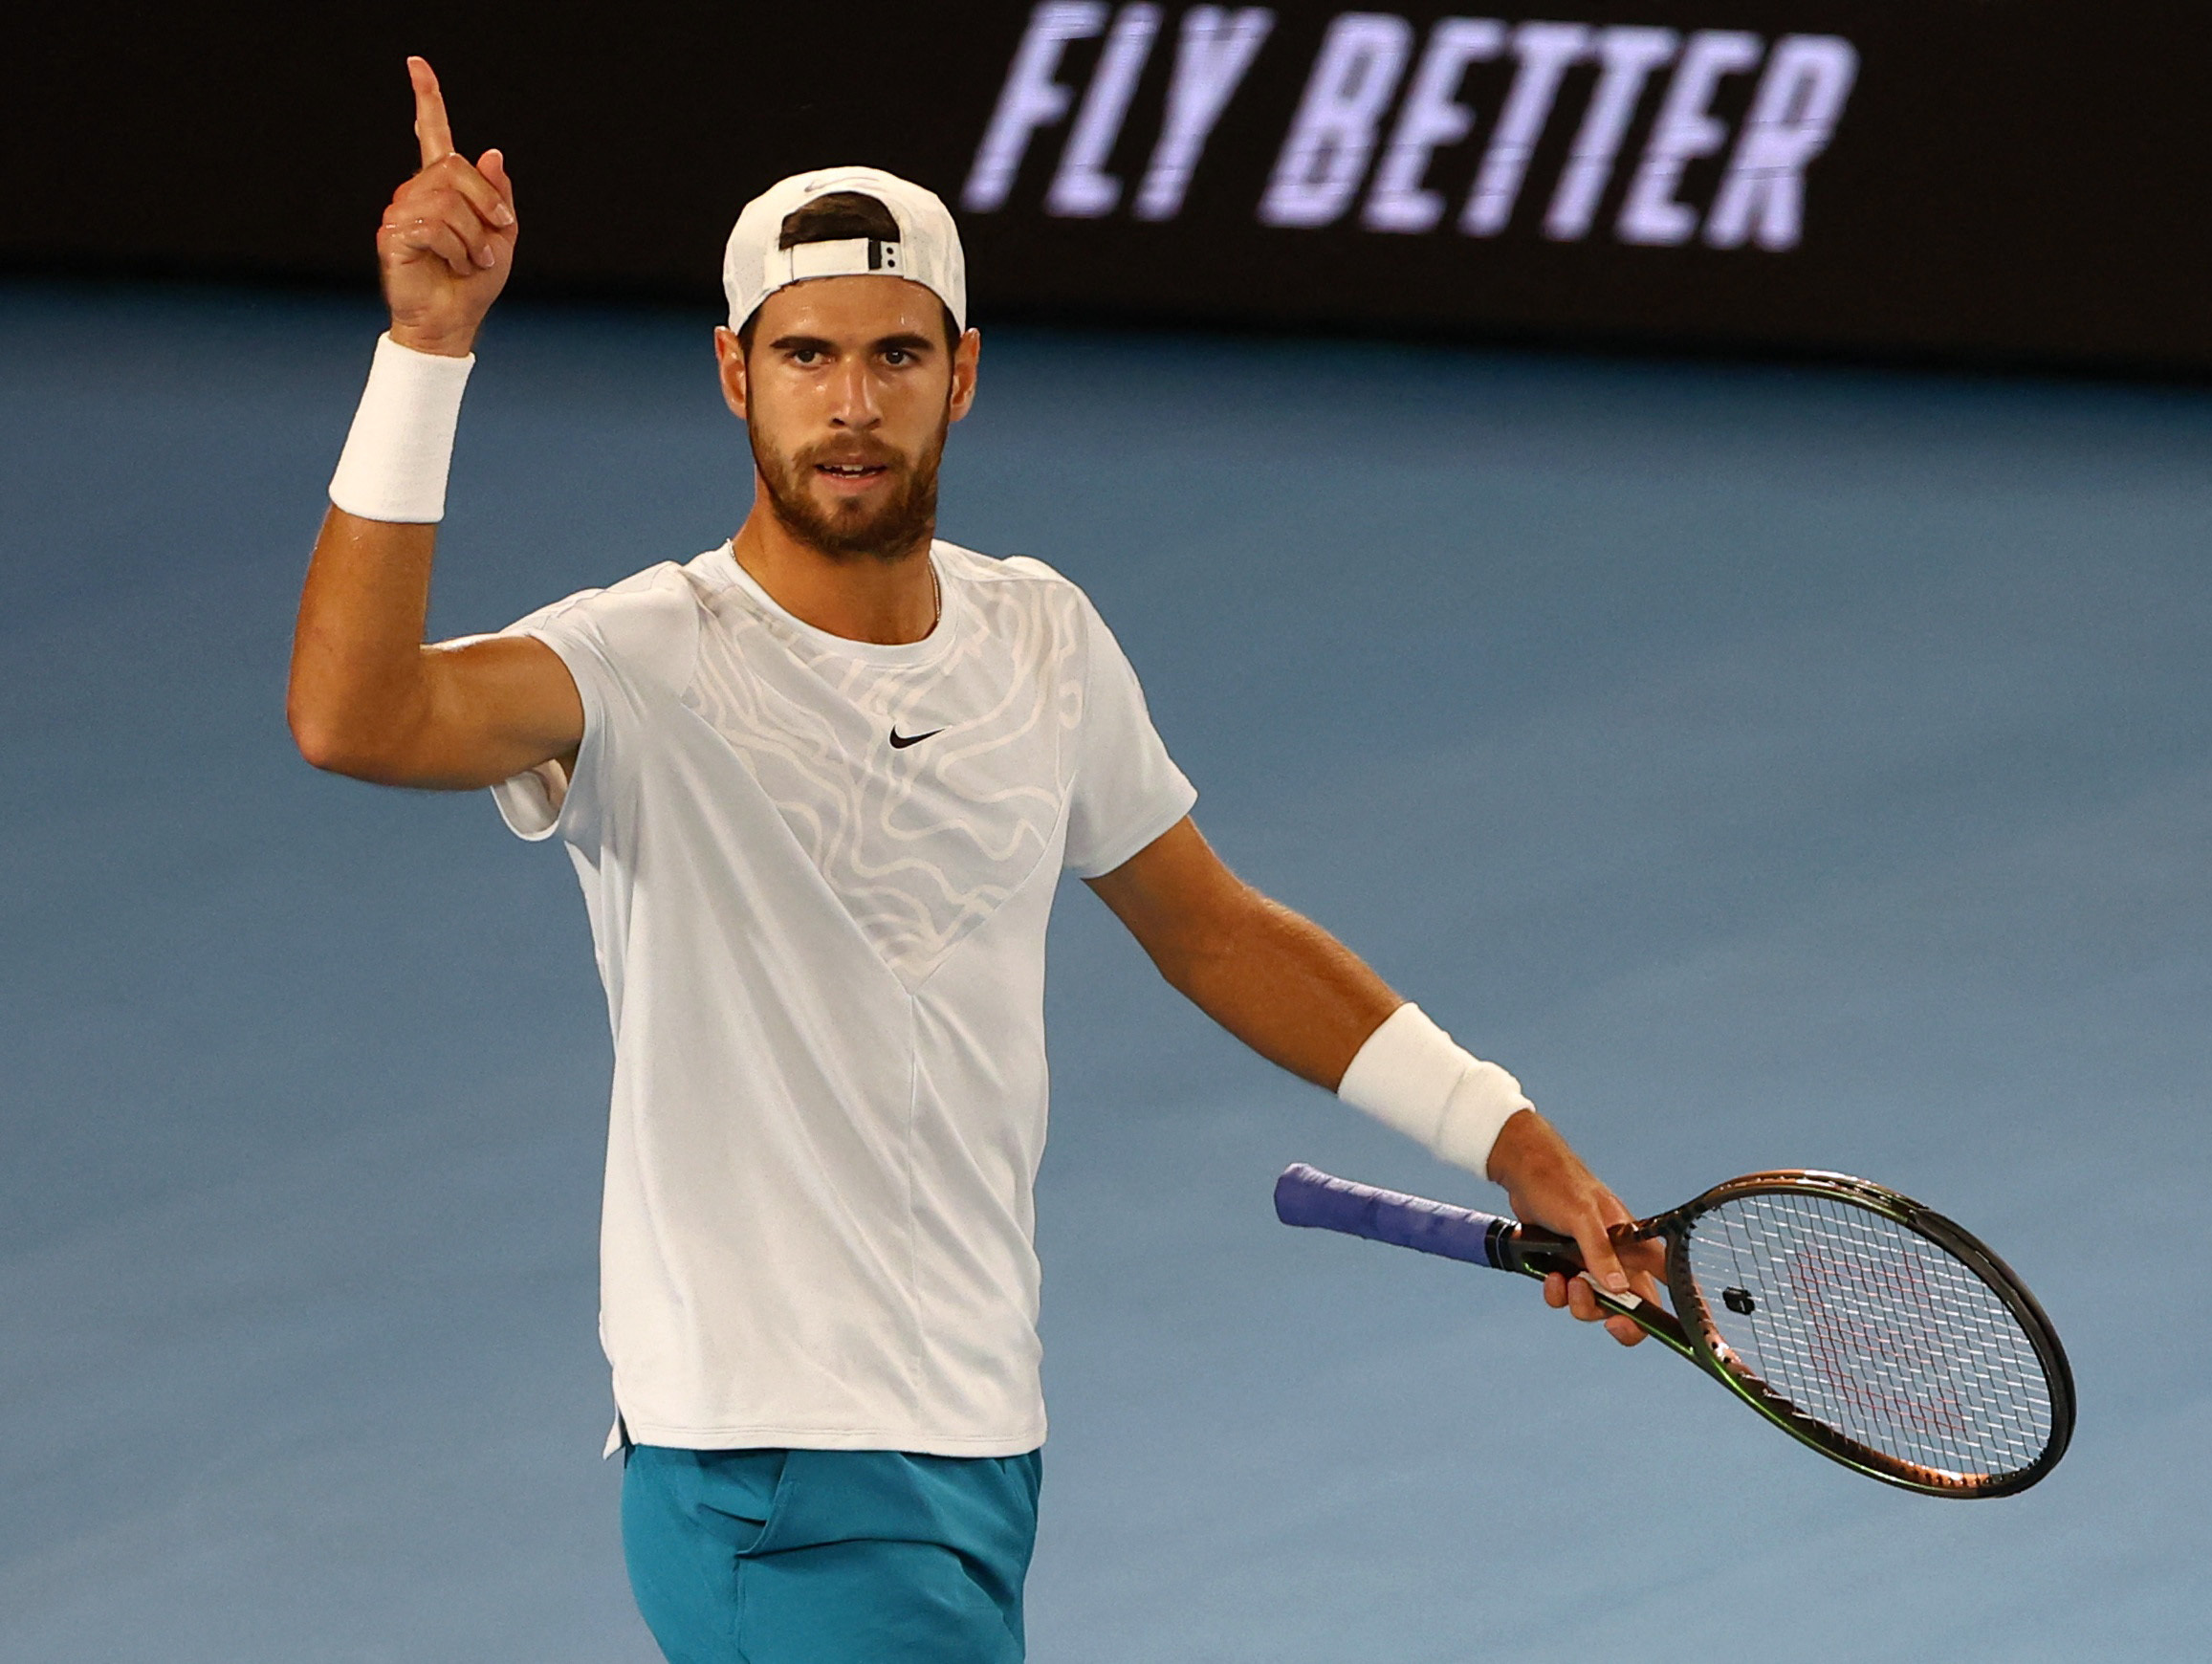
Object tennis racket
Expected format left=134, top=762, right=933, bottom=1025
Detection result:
left=1275, top=1163, right=2073, bottom=1497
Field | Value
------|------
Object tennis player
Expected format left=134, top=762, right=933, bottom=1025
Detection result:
left=288, top=56, right=1664, bottom=1664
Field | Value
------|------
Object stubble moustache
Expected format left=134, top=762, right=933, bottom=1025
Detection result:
left=752, top=419, right=947, bottom=564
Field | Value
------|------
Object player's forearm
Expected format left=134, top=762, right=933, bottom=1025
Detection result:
left=1150, top=887, right=1400, bottom=1092
left=1172, top=896, right=1536, bottom=1183
left=287, top=510, right=443, bottom=778
left=1092, top=821, right=1529, bottom=1176
left=293, top=60, right=517, bottom=783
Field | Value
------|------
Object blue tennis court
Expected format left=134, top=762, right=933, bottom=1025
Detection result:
left=3, top=280, right=2205, bottom=1659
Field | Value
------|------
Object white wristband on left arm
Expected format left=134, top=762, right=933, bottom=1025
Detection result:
left=1336, top=1002, right=1533, bottom=1178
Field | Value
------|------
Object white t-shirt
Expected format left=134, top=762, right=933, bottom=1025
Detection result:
left=491, top=539, right=1194, bottom=1455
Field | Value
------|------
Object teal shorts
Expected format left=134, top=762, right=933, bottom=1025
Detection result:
left=621, top=1444, right=1042, bottom=1664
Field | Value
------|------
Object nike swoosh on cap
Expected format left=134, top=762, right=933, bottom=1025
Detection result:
left=888, top=727, right=943, bottom=749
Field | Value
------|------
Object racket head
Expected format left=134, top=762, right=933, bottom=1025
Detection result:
left=1654, top=1171, right=2074, bottom=1498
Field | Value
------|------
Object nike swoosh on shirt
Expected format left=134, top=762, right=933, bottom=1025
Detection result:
left=888, top=727, right=943, bottom=749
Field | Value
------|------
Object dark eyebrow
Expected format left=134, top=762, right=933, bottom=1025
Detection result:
left=764, top=332, right=935, bottom=358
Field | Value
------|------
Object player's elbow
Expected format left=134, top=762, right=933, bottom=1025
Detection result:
left=289, top=712, right=369, bottom=778
left=287, top=698, right=404, bottom=783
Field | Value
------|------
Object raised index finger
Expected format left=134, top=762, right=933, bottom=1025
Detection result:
left=408, top=55, right=453, bottom=167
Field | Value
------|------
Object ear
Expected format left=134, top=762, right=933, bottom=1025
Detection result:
left=947, top=328, right=981, bottom=425
left=714, top=326, right=749, bottom=420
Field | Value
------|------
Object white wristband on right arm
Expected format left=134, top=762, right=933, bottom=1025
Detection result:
left=1337, top=1003, right=1533, bottom=1179
left=327, top=333, right=475, bottom=523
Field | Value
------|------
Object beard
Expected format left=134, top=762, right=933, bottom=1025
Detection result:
left=751, top=418, right=947, bottom=563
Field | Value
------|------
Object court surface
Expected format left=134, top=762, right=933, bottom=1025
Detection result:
left=2, top=282, right=2206, bottom=1660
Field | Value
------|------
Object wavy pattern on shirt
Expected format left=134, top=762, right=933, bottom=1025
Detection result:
left=683, top=549, right=1085, bottom=990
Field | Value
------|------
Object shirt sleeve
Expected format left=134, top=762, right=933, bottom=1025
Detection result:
left=1062, top=587, right=1196, bottom=878
left=487, top=562, right=701, bottom=849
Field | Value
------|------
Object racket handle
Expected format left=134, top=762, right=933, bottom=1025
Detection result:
left=1274, top=1163, right=1579, bottom=1277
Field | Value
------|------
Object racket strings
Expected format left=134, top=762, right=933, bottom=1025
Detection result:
left=1684, top=1193, right=2053, bottom=1482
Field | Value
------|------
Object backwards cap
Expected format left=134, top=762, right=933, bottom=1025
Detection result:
left=722, top=165, right=967, bottom=335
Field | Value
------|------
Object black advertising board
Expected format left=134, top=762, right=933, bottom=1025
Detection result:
left=11, top=2, right=2209, bottom=369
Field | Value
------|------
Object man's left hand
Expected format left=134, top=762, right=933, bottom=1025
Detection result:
left=1485, top=1108, right=1667, bottom=1347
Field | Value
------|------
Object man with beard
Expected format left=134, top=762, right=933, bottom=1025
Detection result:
left=288, top=57, right=1661, bottom=1664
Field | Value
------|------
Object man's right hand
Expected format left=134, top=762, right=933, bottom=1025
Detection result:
left=378, top=56, right=517, bottom=359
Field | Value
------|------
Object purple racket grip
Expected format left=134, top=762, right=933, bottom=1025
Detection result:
left=1274, top=1163, right=1511, bottom=1271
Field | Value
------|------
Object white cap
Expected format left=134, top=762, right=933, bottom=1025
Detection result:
left=722, top=165, right=968, bottom=336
